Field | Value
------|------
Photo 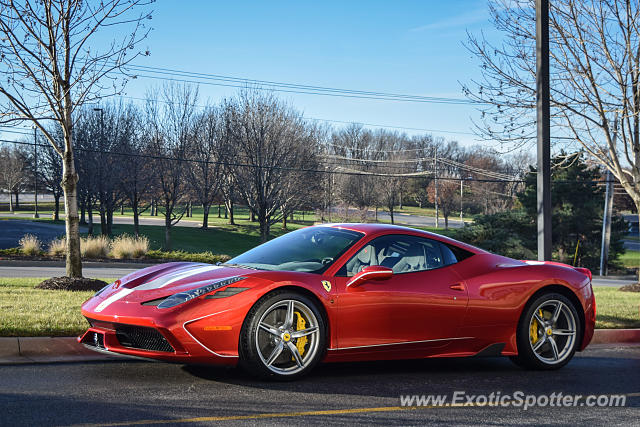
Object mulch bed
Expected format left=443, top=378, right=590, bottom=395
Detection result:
left=35, top=277, right=109, bottom=292
left=619, top=283, right=640, bottom=292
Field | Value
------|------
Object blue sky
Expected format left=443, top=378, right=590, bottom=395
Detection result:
left=0, top=1, right=501, bottom=147
left=115, top=0, right=497, bottom=146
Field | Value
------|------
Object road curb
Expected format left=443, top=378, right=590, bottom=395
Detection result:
left=591, top=329, right=640, bottom=345
left=0, top=336, right=122, bottom=364
left=1, top=329, right=638, bottom=365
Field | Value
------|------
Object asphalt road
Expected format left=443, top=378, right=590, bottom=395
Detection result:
left=0, top=219, right=87, bottom=250
left=1, top=345, right=638, bottom=426
left=0, top=265, right=138, bottom=279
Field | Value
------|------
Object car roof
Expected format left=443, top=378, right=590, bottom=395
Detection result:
left=320, top=223, right=487, bottom=254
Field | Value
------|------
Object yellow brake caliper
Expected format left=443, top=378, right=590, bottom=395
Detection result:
left=530, top=309, right=543, bottom=344
left=293, top=311, right=308, bottom=357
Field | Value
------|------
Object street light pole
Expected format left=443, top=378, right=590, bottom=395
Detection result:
left=32, top=125, right=39, bottom=218
left=434, top=146, right=439, bottom=228
left=536, top=0, right=552, bottom=261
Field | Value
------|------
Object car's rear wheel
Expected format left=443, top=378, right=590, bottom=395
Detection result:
left=240, top=290, right=326, bottom=380
left=511, top=292, right=580, bottom=370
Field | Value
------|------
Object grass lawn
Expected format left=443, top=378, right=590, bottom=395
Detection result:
left=620, top=250, right=640, bottom=270
left=0, top=278, right=637, bottom=337
left=0, top=278, right=100, bottom=336
left=592, top=287, right=640, bottom=329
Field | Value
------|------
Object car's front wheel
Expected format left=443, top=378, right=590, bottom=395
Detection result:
left=240, top=290, right=326, bottom=380
left=511, top=292, right=581, bottom=370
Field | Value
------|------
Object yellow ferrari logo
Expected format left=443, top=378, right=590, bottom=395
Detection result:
left=321, top=280, right=332, bottom=292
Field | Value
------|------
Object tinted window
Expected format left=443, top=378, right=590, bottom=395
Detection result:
left=226, top=227, right=363, bottom=274
left=338, top=235, right=461, bottom=276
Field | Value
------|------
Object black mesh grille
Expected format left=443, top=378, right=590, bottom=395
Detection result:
left=115, top=324, right=174, bottom=353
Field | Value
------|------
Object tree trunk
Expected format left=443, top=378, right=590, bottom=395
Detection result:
left=54, top=195, right=60, bottom=221
left=133, top=209, right=140, bottom=237
left=120, top=204, right=124, bottom=215
left=444, top=213, right=449, bottom=230
left=106, top=209, right=113, bottom=236
left=225, top=198, right=235, bottom=225
left=61, top=149, right=82, bottom=278
left=389, top=205, right=394, bottom=224
left=164, top=213, right=172, bottom=251
left=282, top=208, right=287, bottom=230
left=79, top=198, right=86, bottom=224
left=87, top=200, right=94, bottom=236
left=217, top=204, right=221, bottom=218
left=250, top=210, right=255, bottom=222
left=8, top=193, right=13, bottom=212
left=99, top=206, right=107, bottom=236
left=637, top=211, right=640, bottom=282
left=202, top=203, right=209, bottom=229
left=259, top=213, right=270, bottom=242
left=14, top=191, right=19, bottom=210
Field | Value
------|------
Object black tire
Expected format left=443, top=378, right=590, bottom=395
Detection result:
left=239, top=290, right=326, bottom=380
left=511, top=292, right=581, bottom=370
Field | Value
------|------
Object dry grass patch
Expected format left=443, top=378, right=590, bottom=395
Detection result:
left=19, top=234, right=42, bottom=256
left=80, top=235, right=110, bottom=258
left=47, top=237, right=66, bottom=256
left=110, top=234, right=149, bottom=259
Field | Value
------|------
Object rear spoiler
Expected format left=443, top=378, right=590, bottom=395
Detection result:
left=523, top=260, right=592, bottom=281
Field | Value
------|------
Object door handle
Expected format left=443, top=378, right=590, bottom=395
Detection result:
left=450, top=283, right=465, bottom=291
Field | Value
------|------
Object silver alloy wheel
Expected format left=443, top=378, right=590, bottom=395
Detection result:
left=255, top=299, right=320, bottom=376
left=528, top=299, right=577, bottom=365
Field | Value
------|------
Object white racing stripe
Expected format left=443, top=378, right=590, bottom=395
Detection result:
left=135, top=264, right=222, bottom=291
left=94, top=288, right=134, bottom=313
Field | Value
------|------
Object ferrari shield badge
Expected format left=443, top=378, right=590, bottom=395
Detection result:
left=321, top=280, right=332, bottom=292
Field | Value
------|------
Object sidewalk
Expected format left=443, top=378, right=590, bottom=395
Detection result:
left=1, top=330, right=638, bottom=365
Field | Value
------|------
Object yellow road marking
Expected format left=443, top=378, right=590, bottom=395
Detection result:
left=68, top=392, right=640, bottom=427
left=72, top=405, right=442, bottom=426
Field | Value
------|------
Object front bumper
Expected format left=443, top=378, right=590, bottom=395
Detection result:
left=78, top=293, right=258, bottom=366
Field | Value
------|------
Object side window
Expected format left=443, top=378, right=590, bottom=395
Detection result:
left=339, top=235, right=462, bottom=276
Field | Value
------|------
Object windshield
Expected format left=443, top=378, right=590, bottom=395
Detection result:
left=225, top=227, right=364, bottom=273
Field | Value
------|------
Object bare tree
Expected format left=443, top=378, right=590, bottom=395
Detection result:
left=119, top=104, right=153, bottom=237
left=35, top=134, right=63, bottom=220
left=464, top=0, right=640, bottom=238
left=0, top=145, right=27, bottom=212
left=330, top=124, right=379, bottom=219
left=427, top=177, right=459, bottom=229
left=0, top=0, right=152, bottom=276
left=146, top=84, right=198, bottom=250
left=373, top=130, right=411, bottom=224
left=187, top=107, right=224, bottom=229
left=225, top=90, right=320, bottom=241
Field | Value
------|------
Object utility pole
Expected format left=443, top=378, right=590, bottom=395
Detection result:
left=536, top=0, right=552, bottom=261
left=600, top=117, right=618, bottom=276
left=434, top=146, right=439, bottom=228
left=460, top=178, right=463, bottom=224
left=32, top=125, right=39, bottom=218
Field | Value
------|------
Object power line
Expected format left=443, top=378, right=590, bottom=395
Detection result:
left=123, top=64, right=480, bottom=106
left=0, top=138, right=524, bottom=182
left=0, top=138, right=622, bottom=185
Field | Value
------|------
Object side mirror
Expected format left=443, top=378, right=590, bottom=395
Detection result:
left=347, top=265, right=393, bottom=288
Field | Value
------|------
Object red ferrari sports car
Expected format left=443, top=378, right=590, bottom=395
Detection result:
left=80, top=223, right=595, bottom=379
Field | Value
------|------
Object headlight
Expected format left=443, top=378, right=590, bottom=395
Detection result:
left=157, top=276, right=247, bottom=309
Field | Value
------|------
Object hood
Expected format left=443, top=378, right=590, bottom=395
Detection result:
left=95, top=262, right=255, bottom=305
